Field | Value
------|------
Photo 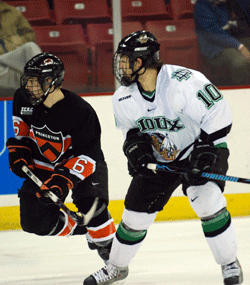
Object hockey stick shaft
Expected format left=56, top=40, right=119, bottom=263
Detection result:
left=22, top=166, right=98, bottom=225
left=147, top=163, right=250, bottom=184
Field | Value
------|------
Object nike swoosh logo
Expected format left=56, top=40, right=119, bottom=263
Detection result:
left=191, top=196, right=198, bottom=202
left=147, top=108, right=156, bottom=112
left=92, top=182, right=99, bottom=186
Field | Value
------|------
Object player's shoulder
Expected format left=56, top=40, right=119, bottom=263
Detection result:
left=159, top=64, right=216, bottom=108
left=13, top=88, right=32, bottom=107
left=62, top=89, right=91, bottom=109
left=159, top=64, right=208, bottom=86
left=113, top=84, right=135, bottom=99
left=112, top=84, right=137, bottom=104
left=61, top=89, right=97, bottom=120
left=159, top=64, right=212, bottom=101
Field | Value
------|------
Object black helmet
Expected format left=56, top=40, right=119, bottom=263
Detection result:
left=113, top=30, right=160, bottom=86
left=20, top=52, right=65, bottom=106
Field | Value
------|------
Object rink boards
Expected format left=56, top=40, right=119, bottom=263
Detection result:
left=0, top=193, right=250, bottom=230
left=0, top=88, right=250, bottom=230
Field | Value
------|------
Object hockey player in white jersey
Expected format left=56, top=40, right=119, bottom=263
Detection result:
left=84, top=31, right=243, bottom=285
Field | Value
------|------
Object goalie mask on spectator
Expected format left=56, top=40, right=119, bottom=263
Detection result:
left=20, top=52, right=65, bottom=106
left=113, top=30, right=161, bottom=86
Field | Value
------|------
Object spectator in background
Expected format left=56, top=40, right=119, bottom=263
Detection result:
left=233, top=0, right=250, bottom=26
left=194, top=0, right=250, bottom=87
left=0, top=0, right=42, bottom=97
left=226, top=0, right=250, bottom=36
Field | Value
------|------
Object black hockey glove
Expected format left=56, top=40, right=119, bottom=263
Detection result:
left=183, top=143, right=229, bottom=186
left=123, top=128, right=156, bottom=177
left=37, top=167, right=78, bottom=204
left=6, top=137, right=34, bottom=178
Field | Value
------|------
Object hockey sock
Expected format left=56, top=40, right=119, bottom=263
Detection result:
left=84, top=199, right=116, bottom=244
left=201, top=208, right=231, bottom=237
left=116, top=220, right=147, bottom=244
left=202, top=209, right=238, bottom=265
left=110, top=221, right=147, bottom=267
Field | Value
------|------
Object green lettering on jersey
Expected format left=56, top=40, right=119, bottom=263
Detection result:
left=171, top=69, right=193, bottom=81
left=137, top=116, right=185, bottom=133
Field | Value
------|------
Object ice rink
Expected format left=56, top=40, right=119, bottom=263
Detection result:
left=0, top=217, right=249, bottom=285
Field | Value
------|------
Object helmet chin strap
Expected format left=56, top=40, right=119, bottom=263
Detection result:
left=121, top=59, right=147, bottom=86
left=31, top=78, right=57, bottom=106
left=42, top=77, right=58, bottom=100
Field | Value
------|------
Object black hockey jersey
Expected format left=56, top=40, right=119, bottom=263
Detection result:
left=12, top=89, right=104, bottom=181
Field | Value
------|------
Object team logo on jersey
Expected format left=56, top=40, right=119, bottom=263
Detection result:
left=171, top=69, right=192, bottom=82
left=151, top=133, right=180, bottom=161
left=31, top=125, right=63, bottom=163
left=137, top=116, right=185, bottom=132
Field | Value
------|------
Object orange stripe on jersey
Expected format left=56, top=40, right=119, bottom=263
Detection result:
left=64, top=156, right=95, bottom=180
left=88, top=221, right=116, bottom=239
left=58, top=215, right=77, bottom=236
left=35, top=163, right=54, bottom=172
left=63, top=137, right=72, bottom=152
left=14, top=120, right=29, bottom=137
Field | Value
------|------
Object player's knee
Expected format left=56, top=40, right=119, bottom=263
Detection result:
left=187, top=182, right=227, bottom=218
left=201, top=208, right=232, bottom=238
left=122, top=208, right=157, bottom=230
left=114, top=209, right=155, bottom=248
left=116, top=220, right=147, bottom=245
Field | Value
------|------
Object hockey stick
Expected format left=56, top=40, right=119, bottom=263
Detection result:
left=22, top=165, right=98, bottom=225
left=147, top=163, right=250, bottom=184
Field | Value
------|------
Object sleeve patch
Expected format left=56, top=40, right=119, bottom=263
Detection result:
left=63, top=155, right=96, bottom=180
left=13, top=116, right=30, bottom=138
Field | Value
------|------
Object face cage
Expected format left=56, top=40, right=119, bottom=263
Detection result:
left=113, top=52, right=140, bottom=87
left=113, top=51, right=158, bottom=86
left=20, top=75, right=55, bottom=106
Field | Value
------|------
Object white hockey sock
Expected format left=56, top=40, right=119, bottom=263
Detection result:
left=110, top=235, right=144, bottom=267
left=205, top=222, right=238, bottom=265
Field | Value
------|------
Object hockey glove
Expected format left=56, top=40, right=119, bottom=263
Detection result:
left=123, top=128, right=156, bottom=177
left=37, top=167, right=77, bottom=204
left=6, top=137, right=34, bottom=178
left=183, top=143, right=228, bottom=186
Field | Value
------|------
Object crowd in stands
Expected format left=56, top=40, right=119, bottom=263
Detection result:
left=0, top=0, right=249, bottom=97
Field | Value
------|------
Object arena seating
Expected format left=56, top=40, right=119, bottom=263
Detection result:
left=33, top=24, right=91, bottom=92
left=145, top=20, right=201, bottom=71
left=121, top=0, right=173, bottom=22
left=53, top=0, right=111, bottom=25
left=87, top=22, right=143, bottom=91
left=5, top=0, right=54, bottom=26
left=7, top=0, right=203, bottom=92
left=170, top=0, right=195, bottom=20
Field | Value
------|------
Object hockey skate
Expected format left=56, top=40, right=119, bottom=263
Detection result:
left=222, top=259, right=243, bottom=285
left=84, top=263, right=129, bottom=285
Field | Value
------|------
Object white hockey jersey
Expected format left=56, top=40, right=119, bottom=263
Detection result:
left=112, top=65, right=232, bottom=163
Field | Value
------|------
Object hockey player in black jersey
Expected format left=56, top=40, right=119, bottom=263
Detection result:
left=83, top=31, right=243, bottom=285
left=6, top=52, right=115, bottom=264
